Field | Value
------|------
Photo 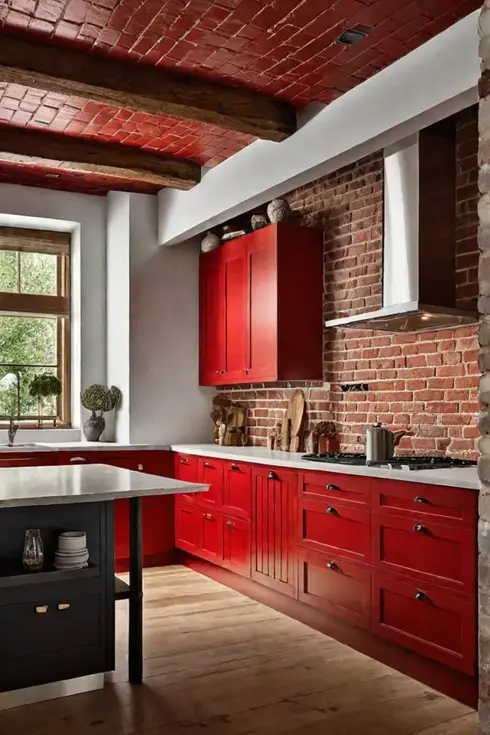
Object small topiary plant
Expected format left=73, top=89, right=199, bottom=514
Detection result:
left=81, top=385, right=122, bottom=441
left=29, top=374, right=62, bottom=427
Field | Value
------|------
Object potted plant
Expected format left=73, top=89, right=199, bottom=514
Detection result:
left=81, top=384, right=121, bottom=442
left=29, top=374, right=62, bottom=428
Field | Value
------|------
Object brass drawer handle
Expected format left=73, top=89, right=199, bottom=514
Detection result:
left=268, top=471, right=278, bottom=480
left=415, top=591, right=429, bottom=602
left=414, top=496, right=429, bottom=504
left=202, top=512, right=213, bottom=520
left=35, top=605, right=48, bottom=614
left=327, top=484, right=341, bottom=491
left=413, top=523, right=427, bottom=533
left=226, top=520, right=234, bottom=527
left=326, top=506, right=338, bottom=515
left=137, top=464, right=143, bottom=471
left=204, top=461, right=211, bottom=468
left=231, top=463, right=240, bottom=471
left=326, top=561, right=338, bottom=571
left=69, top=456, right=86, bottom=463
left=58, top=603, right=70, bottom=611
left=180, top=457, right=188, bottom=464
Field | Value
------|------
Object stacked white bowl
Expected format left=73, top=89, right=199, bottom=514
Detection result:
left=54, top=531, right=89, bottom=570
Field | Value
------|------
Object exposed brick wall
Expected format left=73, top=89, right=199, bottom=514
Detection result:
left=219, top=107, right=479, bottom=459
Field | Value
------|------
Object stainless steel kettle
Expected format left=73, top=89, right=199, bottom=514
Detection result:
left=366, top=423, right=407, bottom=464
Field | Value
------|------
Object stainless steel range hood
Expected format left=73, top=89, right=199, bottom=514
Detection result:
left=324, top=121, right=478, bottom=332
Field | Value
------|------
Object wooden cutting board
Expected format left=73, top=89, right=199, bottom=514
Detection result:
left=288, top=389, right=305, bottom=452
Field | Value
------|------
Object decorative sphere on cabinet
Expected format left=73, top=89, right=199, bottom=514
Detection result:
left=201, top=231, right=220, bottom=253
left=267, top=198, right=292, bottom=223
left=251, top=214, right=268, bottom=230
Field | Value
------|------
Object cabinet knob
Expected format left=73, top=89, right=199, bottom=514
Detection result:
left=202, top=512, right=213, bottom=520
left=243, top=368, right=249, bottom=374
left=414, top=496, right=429, bottom=504
left=69, top=456, right=86, bottom=463
left=326, top=506, right=338, bottom=515
left=57, top=603, right=70, bottom=611
left=137, top=464, right=143, bottom=471
left=204, top=461, right=210, bottom=468
left=268, top=470, right=278, bottom=480
left=231, top=463, right=240, bottom=471
left=413, top=523, right=427, bottom=533
left=415, top=591, right=429, bottom=602
left=180, top=457, right=188, bottom=464
left=226, top=520, right=234, bottom=527
left=215, top=370, right=226, bottom=374
left=326, top=561, right=338, bottom=571
left=35, top=605, right=48, bottom=614
left=327, top=484, right=340, bottom=491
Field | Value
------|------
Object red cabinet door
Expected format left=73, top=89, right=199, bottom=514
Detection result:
left=174, top=453, right=200, bottom=504
left=298, top=498, right=371, bottom=564
left=198, top=457, right=223, bottom=509
left=200, top=249, right=226, bottom=386
left=372, top=570, right=476, bottom=676
left=246, top=230, right=278, bottom=382
left=251, top=467, right=296, bottom=597
left=372, top=513, right=476, bottom=595
left=200, top=511, right=224, bottom=563
left=223, top=516, right=251, bottom=577
left=298, top=548, right=371, bottom=630
left=223, top=241, right=248, bottom=383
left=223, top=461, right=251, bottom=520
left=175, top=501, right=201, bottom=553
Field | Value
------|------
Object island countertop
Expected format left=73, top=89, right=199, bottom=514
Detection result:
left=0, top=463, right=208, bottom=508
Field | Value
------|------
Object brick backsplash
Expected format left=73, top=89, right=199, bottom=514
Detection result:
left=218, top=107, right=479, bottom=458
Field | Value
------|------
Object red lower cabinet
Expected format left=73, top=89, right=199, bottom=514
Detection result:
left=200, top=511, right=224, bottom=563
left=298, top=498, right=370, bottom=564
left=223, top=461, right=251, bottom=520
left=372, top=571, right=476, bottom=676
left=175, top=502, right=201, bottom=553
left=298, top=548, right=371, bottom=630
left=223, top=516, right=251, bottom=577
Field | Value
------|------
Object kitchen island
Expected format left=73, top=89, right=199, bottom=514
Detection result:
left=0, top=463, right=207, bottom=707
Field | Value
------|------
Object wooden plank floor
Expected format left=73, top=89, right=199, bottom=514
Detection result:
left=0, top=566, right=480, bottom=735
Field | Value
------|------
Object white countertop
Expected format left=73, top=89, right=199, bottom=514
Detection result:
left=0, top=442, right=171, bottom=453
left=0, top=464, right=207, bottom=508
left=171, top=444, right=480, bottom=490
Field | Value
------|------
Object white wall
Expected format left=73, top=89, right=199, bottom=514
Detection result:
left=158, top=11, right=479, bottom=246
left=0, top=183, right=106, bottom=441
left=129, top=193, right=213, bottom=444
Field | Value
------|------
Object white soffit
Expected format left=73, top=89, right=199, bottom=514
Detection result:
left=158, top=11, right=479, bottom=247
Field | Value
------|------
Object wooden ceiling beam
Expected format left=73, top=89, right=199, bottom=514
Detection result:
left=0, top=126, right=201, bottom=190
left=0, top=34, right=297, bottom=142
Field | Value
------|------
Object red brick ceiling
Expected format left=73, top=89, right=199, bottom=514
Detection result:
left=0, top=0, right=481, bottom=195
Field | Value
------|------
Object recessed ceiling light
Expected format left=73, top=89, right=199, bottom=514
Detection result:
left=336, top=28, right=368, bottom=46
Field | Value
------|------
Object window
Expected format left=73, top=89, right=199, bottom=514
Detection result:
left=0, top=227, right=71, bottom=426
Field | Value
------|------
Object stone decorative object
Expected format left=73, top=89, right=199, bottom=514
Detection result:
left=201, top=231, right=220, bottom=253
left=210, top=395, right=247, bottom=446
left=251, top=214, right=268, bottom=231
left=81, top=384, right=122, bottom=442
left=479, top=6, right=490, bottom=730
left=267, top=198, right=292, bottom=223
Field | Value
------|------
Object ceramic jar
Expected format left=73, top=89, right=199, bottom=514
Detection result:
left=267, top=198, right=292, bottom=223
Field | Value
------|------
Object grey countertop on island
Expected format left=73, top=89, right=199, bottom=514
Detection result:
left=171, top=443, right=480, bottom=491
left=0, top=464, right=208, bottom=508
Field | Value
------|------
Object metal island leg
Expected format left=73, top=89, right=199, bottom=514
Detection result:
left=128, top=496, right=143, bottom=683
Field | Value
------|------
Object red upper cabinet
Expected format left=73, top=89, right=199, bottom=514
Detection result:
left=199, top=224, right=323, bottom=386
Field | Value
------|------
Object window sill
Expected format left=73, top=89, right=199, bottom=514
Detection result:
left=0, top=428, right=81, bottom=444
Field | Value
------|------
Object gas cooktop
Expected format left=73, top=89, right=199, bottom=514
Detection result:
left=301, top=453, right=477, bottom=471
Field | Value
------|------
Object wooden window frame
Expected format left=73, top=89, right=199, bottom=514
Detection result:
left=0, top=227, right=71, bottom=428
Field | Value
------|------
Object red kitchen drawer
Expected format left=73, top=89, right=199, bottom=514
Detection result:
left=198, top=457, right=223, bottom=509
left=200, top=510, right=224, bottom=564
left=298, top=498, right=370, bottom=564
left=372, top=570, right=476, bottom=675
left=298, top=548, right=371, bottom=629
left=223, top=516, right=251, bottom=577
left=174, top=453, right=200, bottom=504
left=372, top=514, right=476, bottom=595
left=223, top=461, right=251, bottom=520
left=299, top=471, right=370, bottom=506
left=175, top=501, right=200, bottom=554
left=372, top=479, right=477, bottom=528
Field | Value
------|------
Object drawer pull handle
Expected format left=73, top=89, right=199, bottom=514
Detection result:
left=180, top=457, right=188, bottom=464
left=268, top=471, right=278, bottom=480
left=231, top=463, right=240, bottom=471
left=137, top=464, right=143, bottom=471
left=35, top=605, right=48, bottom=614
left=226, top=520, right=234, bottom=527
left=415, top=591, right=429, bottom=602
left=326, top=561, right=338, bottom=571
left=327, top=484, right=340, bottom=491
left=413, top=523, right=427, bottom=533
left=203, top=513, right=213, bottom=520
left=58, top=603, right=70, bottom=611
left=414, top=496, right=429, bottom=504
left=204, top=461, right=211, bottom=468
left=69, top=456, right=86, bottom=463
left=326, top=506, right=338, bottom=515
